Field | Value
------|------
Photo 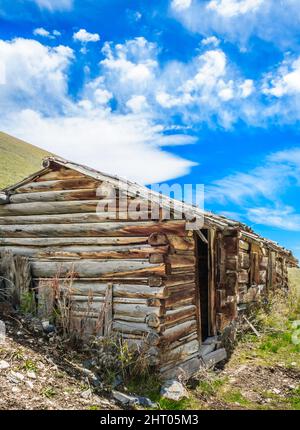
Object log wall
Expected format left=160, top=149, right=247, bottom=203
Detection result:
left=0, top=166, right=197, bottom=366
left=236, top=233, right=289, bottom=311
left=159, top=232, right=199, bottom=372
left=0, top=164, right=294, bottom=374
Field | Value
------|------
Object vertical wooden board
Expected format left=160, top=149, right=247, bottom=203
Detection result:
left=208, top=229, right=217, bottom=336
left=104, top=283, right=113, bottom=336
left=37, top=281, right=54, bottom=321
left=191, top=231, right=201, bottom=346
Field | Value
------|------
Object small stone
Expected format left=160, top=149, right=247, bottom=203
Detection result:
left=112, top=390, right=139, bottom=406
left=0, top=360, right=10, bottom=370
left=42, top=321, right=56, bottom=334
left=81, top=389, right=92, bottom=399
left=11, top=386, right=21, bottom=393
left=8, top=371, right=25, bottom=384
left=272, top=388, right=281, bottom=395
left=112, top=390, right=155, bottom=407
left=27, top=370, right=37, bottom=379
left=160, top=380, right=188, bottom=402
left=137, top=396, right=157, bottom=408
left=26, top=380, right=34, bottom=389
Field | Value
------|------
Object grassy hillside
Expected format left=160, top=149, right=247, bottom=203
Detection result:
left=0, top=131, right=52, bottom=189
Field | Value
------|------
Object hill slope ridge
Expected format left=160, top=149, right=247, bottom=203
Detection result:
left=0, top=131, right=52, bottom=189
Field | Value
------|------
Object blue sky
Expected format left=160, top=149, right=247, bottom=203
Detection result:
left=0, top=0, right=300, bottom=260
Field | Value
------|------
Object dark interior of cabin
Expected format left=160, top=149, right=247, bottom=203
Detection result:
left=196, top=230, right=210, bottom=341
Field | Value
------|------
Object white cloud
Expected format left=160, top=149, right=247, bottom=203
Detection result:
left=247, top=206, right=300, bottom=231
left=33, top=0, right=73, bottom=11
left=0, top=36, right=195, bottom=185
left=171, top=0, right=192, bottom=11
left=0, top=38, right=73, bottom=115
left=206, top=147, right=300, bottom=205
left=201, top=36, right=220, bottom=47
left=218, top=85, right=234, bottom=101
left=172, top=0, right=300, bottom=49
left=33, top=28, right=51, bottom=38
left=126, top=95, right=148, bottom=113
left=205, top=147, right=300, bottom=232
left=240, top=79, right=254, bottom=98
left=73, top=29, right=100, bottom=43
left=207, top=0, right=264, bottom=18
left=2, top=109, right=195, bottom=184
left=101, top=37, right=158, bottom=84
left=154, top=49, right=254, bottom=127
left=33, top=27, right=61, bottom=39
left=263, top=56, right=300, bottom=98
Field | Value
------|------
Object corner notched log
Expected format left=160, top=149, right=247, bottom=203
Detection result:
left=0, top=193, right=9, bottom=205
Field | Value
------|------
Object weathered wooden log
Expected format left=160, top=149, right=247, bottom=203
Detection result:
left=34, top=276, right=151, bottom=285
left=164, top=288, right=195, bottom=307
left=15, top=178, right=100, bottom=193
left=164, top=305, right=196, bottom=325
left=0, top=193, right=9, bottom=205
left=114, top=303, right=162, bottom=318
left=148, top=276, right=163, bottom=287
left=112, top=320, right=152, bottom=335
left=0, top=211, right=151, bottom=225
left=164, top=274, right=195, bottom=286
left=9, top=189, right=101, bottom=204
left=56, top=282, right=167, bottom=299
left=161, top=320, right=197, bottom=345
left=0, top=220, right=186, bottom=237
left=167, top=235, right=195, bottom=251
left=168, top=254, right=196, bottom=267
left=110, top=314, right=146, bottom=323
left=66, top=295, right=150, bottom=305
left=0, top=244, right=169, bottom=260
left=0, top=237, right=148, bottom=247
left=149, top=253, right=165, bottom=264
left=0, top=200, right=100, bottom=216
left=202, top=348, right=227, bottom=368
left=35, top=167, right=85, bottom=181
left=145, top=313, right=161, bottom=328
left=31, top=259, right=166, bottom=278
left=169, top=332, right=198, bottom=349
left=163, top=339, right=199, bottom=361
left=148, top=233, right=169, bottom=246
left=166, top=282, right=196, bottom=295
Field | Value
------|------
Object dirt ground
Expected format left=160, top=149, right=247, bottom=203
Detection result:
left=1, top=272, right=300, bottom=411
left=0, top=313, right=118, bottom=410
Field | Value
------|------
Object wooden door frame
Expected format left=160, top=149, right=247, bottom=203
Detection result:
left=194, top=229, right=216, bottom=344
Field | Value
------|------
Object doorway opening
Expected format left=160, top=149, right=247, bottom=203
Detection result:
left=196, top=230, right=210, bottom=342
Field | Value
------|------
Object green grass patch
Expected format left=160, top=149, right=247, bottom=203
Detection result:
left=42, top=387, right=57, bottom=399
left=220, top=389, right=253, bottom=407
left=0, top=131, right=52, bottom=189
left=196, top=376, right=227, bottom=397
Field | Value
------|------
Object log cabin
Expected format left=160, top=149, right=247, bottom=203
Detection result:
left=0, top=157, right=297, bottom=378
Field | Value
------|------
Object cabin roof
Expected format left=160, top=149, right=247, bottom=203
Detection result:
left=2, top=156, right=298, bottom=264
